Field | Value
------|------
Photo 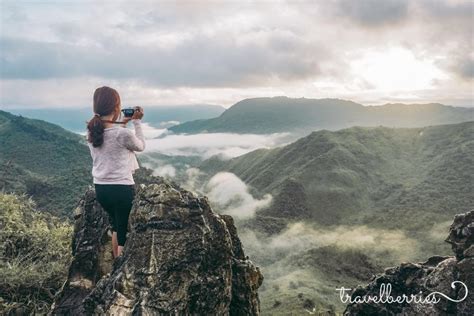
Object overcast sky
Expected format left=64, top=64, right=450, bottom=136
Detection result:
left=0, top=0, right=472, bottom=109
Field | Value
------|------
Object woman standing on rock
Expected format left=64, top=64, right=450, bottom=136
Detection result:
left=86, top=86, right=145, bottom=258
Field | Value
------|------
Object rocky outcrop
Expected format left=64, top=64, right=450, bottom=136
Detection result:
left=49, top=177, right=263, bottom=315
left=344, top=210, right=473, bottom=315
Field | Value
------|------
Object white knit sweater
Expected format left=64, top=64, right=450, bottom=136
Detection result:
left=87, top=119, right=146, bottom=185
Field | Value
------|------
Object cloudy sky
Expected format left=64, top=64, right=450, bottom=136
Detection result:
left=1, top=0, right=472, bottom=109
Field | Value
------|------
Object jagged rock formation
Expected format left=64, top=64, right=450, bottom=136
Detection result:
left=49, top=177, right=263, bottom=315
left=344, top=210, right=473, bottom=315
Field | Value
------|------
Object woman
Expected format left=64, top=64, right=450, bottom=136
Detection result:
left=86, top=86, right=145, bottom=258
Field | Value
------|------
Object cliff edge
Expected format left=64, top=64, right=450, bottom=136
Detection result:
left=49, top=177, right=263, bottom=315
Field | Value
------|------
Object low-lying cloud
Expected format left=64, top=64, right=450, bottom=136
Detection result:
left=182, top=167, right=206, bottom=193
left=203, top=172, right=272, bottom=219
left=149, top=164, right=176, bottom=178
left=158, top=120, right=180, bottom=128
left=142, top=129, right=291, bottom=159
left=239, top=221, right=422, bottom=270
left=138, top=122, right=168, bottom=139
left=270, top=222, right=419, bottom=261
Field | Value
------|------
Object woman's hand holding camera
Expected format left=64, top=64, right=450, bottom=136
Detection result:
left=122, top=106, right=144, bottom=124
left=131, top=106, right=144, bottom=120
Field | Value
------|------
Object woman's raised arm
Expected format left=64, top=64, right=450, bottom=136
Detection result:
left=117, top=119, right=145, bottom=152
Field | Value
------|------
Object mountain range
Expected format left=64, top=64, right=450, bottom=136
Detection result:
left=198, top=121, right=474, bottom=232
left=1, top=106, right=473, bottom=314
left=7, top=104, right=225, bottom=133
left=3, top=106, right=472, bottom=230
left=193, top=118, right=473, bottom=313
left=169, top=97, right=473, bottom=135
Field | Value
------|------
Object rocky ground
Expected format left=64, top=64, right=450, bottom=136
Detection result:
left=49, top=177, right=263, bottom=315
left=344, top=210, right=473, bottom=315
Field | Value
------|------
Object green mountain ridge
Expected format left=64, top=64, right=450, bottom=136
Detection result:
left=199, top=121, right=474, bottom=231
left=0, top=110, right=92, bottom=216
left=196, top=121, right=473, bottom=314
left=169, top=97, right=473, bottom=135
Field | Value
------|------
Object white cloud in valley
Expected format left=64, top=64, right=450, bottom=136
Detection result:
left=148, top=163, right=177, bottom=179
left=142, top=131, right=291, bottom=159
left=137, top=122, right=168, bottom=139
left=203, top=172, right=272, bottom=219
left=182, top=167, right=206, bottom=193
left=240, top=221, right=421, bottom=264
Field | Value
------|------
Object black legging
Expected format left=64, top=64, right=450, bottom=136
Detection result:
left=94, top=184, right=135, bottom=246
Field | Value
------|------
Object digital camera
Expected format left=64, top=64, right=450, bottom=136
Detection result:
left=121, top=108, right=135, bottom=118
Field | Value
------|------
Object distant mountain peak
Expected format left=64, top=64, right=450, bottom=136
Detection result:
left=169, top=97, right=472, bottom=135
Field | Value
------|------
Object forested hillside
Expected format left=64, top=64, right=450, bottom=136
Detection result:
left=199, top=121, right=474, bottom=231
left=0, top=110, right=92, bottom=217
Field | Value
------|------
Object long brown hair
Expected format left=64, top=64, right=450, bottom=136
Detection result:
left=87, top=86, right=121, bottom=147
